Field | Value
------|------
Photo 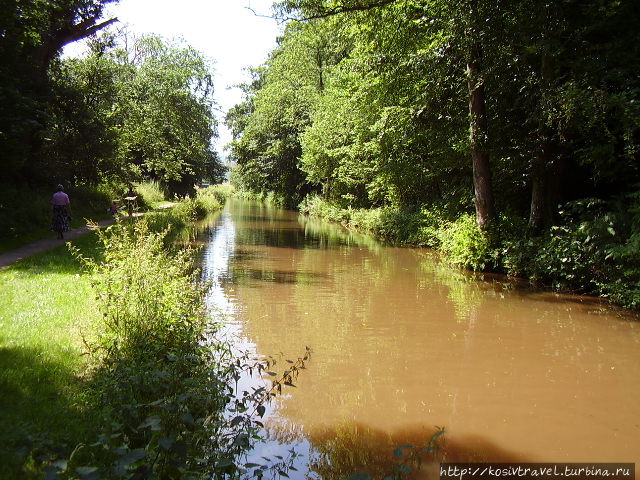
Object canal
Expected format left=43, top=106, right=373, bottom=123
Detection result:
left=200, top=199, right=640, bottom=478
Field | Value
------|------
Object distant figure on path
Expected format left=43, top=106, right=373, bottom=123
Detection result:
left=108, top=201, right=120, bottom=217
left=51, top=184, right=71, bottom=239
left=124, top=185, right=137, bottom=217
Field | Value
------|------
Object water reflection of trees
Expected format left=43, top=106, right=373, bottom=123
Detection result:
left=207, top=200, right=640, bottom=469
left=262, top=421, right=528, bottom=480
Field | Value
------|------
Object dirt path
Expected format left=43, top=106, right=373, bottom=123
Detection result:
left=0, top=203, right=179, bottom=270
left=0, top=218, right=117, bottom=269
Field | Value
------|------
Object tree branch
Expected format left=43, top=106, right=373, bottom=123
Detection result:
left=58, top=17, right=119, bottom=48
left=247, top=0, right=400, bottom=23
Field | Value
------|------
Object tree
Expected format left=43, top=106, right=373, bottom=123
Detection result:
left=274, top=0, right=497, bottom=226
left=226, top=20, right=346, bottom=206
left=43, top=32, right=222, bottom=194
left=0, top=0, right=118, bottom=183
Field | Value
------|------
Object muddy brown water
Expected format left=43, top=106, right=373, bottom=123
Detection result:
left=199, top=200, right=640, bottom=478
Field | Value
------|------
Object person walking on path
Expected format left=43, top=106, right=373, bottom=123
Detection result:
left=124, top=185, right=137, bottom=217
left=51, top=184, right=71, bottom=239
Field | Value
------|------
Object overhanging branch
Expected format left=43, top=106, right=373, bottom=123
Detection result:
left=58, top=17, right=119, bottom=48
left=248, top=0, right=400, bottom=23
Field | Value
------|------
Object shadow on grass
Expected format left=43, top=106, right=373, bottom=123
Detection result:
left=7, top=232, right=103, bottom=277
left=0, top=341, right=97, bottom=479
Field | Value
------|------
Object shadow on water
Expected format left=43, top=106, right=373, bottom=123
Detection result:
left=259, top=421, right=530, bottom=480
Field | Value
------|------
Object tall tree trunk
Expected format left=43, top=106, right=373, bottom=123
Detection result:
left=528, top=133, right=554, bottom=233
left=466, top=0, right=495, bottom=230
left=528, top=54, right=560, bottom=234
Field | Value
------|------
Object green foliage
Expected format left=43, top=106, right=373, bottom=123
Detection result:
left=134, top=181, right=167, bottom=206
left=0, top=185, right=111, bottom=250
left=502, top=195, right=640, bottom=308
left=143, top=190, right=223, bottom=237
left=228, top=0, right=640, bottom=307
left=197, top=183, right=235, bottom=203
left=0, top=0, right=117, bottom=183
left=75, top=222, right=205, bottom=360
left=437, top=214, right=495, bottom=272
left=300, top=195, right=444, bottom=246
left=46, top=33, right=222, bottom=194
left=226, top=19, right=351, bottom=206
left=47, top=218, right=312, bottom=479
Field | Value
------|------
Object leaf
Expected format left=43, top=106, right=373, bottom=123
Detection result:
left=230, top=415, right=244, bottom=427
left=139, top=415, right=162, bottom=430
left=393, top=446, right=404, bottom=457
left=75, top=467, right=98, bottom=475
left=159, top=437, right=174, bottom=451
left=75, top=466, right=99, bottom=480
left=278, top=470, right=290, bottom=478
left=265, top=371, right=277, bottom=376
left=117, top=448, right=146, bottom=467
left=180, top=412, right=195, bottom=425
left=216, top=457, right=234, bottom=468
left=257, top=405, right=266, bottom=417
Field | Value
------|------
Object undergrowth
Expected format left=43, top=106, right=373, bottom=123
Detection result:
left=37, top=210, right=310, bottom=479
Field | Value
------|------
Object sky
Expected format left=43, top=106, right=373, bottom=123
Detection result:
left=66, top=0, right=282, bottom=158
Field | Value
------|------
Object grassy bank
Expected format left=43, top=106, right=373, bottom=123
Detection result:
left=0, top=182, right=235, bottom=255
left=0, top=234, right=103, bottom=479
left=299, top=194, right=640, bottom=309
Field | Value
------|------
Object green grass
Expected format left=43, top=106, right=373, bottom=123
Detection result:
left=0, top=212, right=113, bottom=255
left=0, top=234, right=103, bottom=479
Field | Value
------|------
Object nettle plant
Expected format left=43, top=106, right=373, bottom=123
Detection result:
left=55, top=219, right=311, bottom=480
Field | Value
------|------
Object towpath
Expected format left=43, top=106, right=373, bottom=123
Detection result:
left=0, top=203, right=177, bottom=269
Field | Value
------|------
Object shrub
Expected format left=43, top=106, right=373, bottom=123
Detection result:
left=438, top=214, right=497, bottom=271
left=61, top=220, right=311, bottom=479
left=196, top=183, right=235, bottom=204
left=300, top=195, right=445, bottom=246
left=501, top=196, right=640, bottom=308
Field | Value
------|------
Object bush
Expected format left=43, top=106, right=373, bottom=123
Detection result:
left=438, top=214, right=497, bottom=271
left=300, top=195, right=444, bottom=246
left=194, top=184, right=230, bottom=212
left=196, top=183, right=235, bottom=204
left=61, top=220, right=311, bottom=479
left=502, top=196, right=640, bottom=308
left=300, top=193, right=640, bottom=309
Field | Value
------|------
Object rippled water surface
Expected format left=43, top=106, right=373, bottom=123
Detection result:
left=200, top=200, right=640, bottom=478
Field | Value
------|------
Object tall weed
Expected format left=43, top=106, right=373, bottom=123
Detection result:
left=134, top=180, right=167, bottom=205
